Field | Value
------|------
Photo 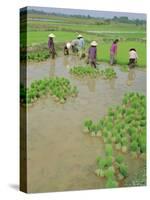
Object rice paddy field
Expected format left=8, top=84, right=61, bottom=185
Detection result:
left=20, top=9, right=146, bottom=193
left=20, top=11, right=146, bottom=67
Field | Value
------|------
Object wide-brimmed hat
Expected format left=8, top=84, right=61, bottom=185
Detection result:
left=48, top=33, right=55, bottom=38
left=91, top=41, right=98, bottom=46
left=77, top=34, right=83, bottom=38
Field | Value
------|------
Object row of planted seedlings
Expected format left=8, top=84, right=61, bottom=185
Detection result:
left=83, top=92, right=146, bottom=188
left=20, top=77, right=78, bottom=105
left=27, top=51, right=50, bottom=62
left=69, top=66, right=117, bottom=79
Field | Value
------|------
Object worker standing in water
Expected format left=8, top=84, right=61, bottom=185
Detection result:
left=87, top=41, right=98, bottom=68
left=128, top=48, right=138, bottom=68
left=110, top=39, right=119, bottom=65
left=77, top=34, right=85, bottom=59
left=48, top=33, right=56, bottom=59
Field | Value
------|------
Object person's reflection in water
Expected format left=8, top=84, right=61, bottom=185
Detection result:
left=86, top=78, right=96, bottom=92
left=63, top=55, right=70, bottom=69
left=49, top=59, right=56, bottom=77
left=126, top=68, right=136, bottom=86
left=70, top=55, right=78, bottom=66
left=108, top=78, right=116, bottom=89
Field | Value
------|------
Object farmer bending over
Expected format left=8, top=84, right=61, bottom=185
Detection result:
left=48, top=33, right=56, bottom=59
left=64, top=42, right=71, bottom=55
left=128, top=48, right=138, bottom=68
left=87, top=41, right=98, bottom=68
left=110, top=39, right=119, bottom=65
left=71, top=39, right=79, bottom=54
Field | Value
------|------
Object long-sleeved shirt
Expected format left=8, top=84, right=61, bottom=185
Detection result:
left=78, top=38, right=85, bottom=48
left=48, top=38, right=55, bottom=51
left=129, top=50, right=138, bottom=59
left=71, top=39, right=79, bottom=46
left=110, top=43, right=117, bottom=54
left=88, top=46, right=97, bottom=60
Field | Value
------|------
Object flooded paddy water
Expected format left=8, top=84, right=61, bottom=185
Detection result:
left=25, top=55, right=146, bottom=192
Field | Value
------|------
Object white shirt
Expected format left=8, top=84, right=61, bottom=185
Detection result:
left=66, top=42, right=71, bottom=49
left=129, top=50, right=138, bottom=59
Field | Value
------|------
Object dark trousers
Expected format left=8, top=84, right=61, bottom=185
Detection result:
left=64, top=46, right=69, bottom=55
left=49, top=49, right=56, bottom=59
left=128, top=58, right=136, bottom=68
left=90, top=60, right=96, bottom=68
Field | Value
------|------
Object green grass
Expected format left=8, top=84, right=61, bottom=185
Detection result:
left=97, top=41, right=146, bottom=67
left=25, top=31, right=146, bottom=67
left=27, top=20, right=145, bottom=33
left=26, top=31, right=82, bottom=45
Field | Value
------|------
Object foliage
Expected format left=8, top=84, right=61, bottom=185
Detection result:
left=20, top=77, right=78, bottom=104
left=70, top=66, right=117, bottom=79
left=84, top=92, right=146, bottom=187
left=27, top=51, right=49, bottom=62
left=70, top=66, right=101, bottom=78
left=100, top=68, right=117, bottom=79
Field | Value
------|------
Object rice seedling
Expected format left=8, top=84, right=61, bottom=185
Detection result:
left=70, top=66, right=117, bottom=80
left=105, top=144, right=113, bottom=156
left=83, top=92, right=146, bottom=187
left=20, top=77, right=78, bottom=105
left=27, top=51, right=49, bottom=62
left=105, top=177, right=119, bottom=188
left=106, top=157, right=115, bottom=169
left=119, top=163, right=128, bottom=178
left=95, top=168, right=105, bottom=177
left=121, top=137, right=128, bottom=153
left=101, top=68, right=117, bottom=79
left=97, top=158, right=107, bottom=170
left=138, top=135, right=146, bottom=155
left=115, top=155, right=124, bottom=166
left=83, top=119, right=93, bottom=133
left=70, top=66, right=101, bottom=78
left=105, top=168, right=115, bottom=179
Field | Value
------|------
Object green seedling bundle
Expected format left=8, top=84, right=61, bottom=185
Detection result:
left=70, top=66, right=117, bottom=79
left=95, top=148, right=128, bottom=187
left=20, top=77, right=78, bottom=104
left=83, top=92, right=146, bottom=157
left=27, top=51, right=50, bottom=62
left=70, top=66, right=101, bottom=78
left=100, top=67, right=117, bottom=79
left=84, top=92, right=146, bottom=187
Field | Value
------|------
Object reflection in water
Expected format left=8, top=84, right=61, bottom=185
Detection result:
left=108, top=78, right=116, bottom=89
left=49, top=59, right=56, bottom=77
left=70, top=55, right=78, bottom=66
left=86, top=79, right=96, bottom=92
left=126, top=68, right=136, bottom=86
left=26, top=56, right=146, bottom=192
left=63, top=56, right=70, bottom=69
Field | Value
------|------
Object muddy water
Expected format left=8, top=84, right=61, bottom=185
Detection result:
left=26, top=56, right=146, bottom=193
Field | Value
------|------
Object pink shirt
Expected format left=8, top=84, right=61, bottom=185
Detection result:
left=110, top=43, right=117, bottom=54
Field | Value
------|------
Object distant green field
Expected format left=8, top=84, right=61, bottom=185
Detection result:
left=20, top=13, right=146, bottom=67
left=26, top=30, right=145, bottom=46
left=27, top=20, right=145, bottom=33
left=27, top=31, right=83, bottom=45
